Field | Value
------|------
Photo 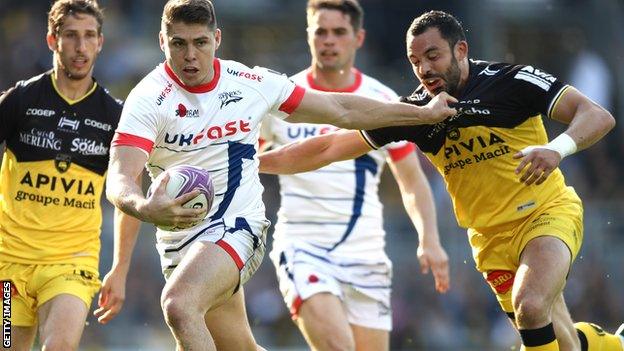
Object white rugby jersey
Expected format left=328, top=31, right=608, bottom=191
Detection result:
left=261, top=68, right=415, bottom=260
left=113, top=59, right=304, bottom=242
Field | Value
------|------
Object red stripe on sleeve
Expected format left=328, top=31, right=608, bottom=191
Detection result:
left=278, top=85, right=306, bottom=114
left=112, top=132, right=154, bottom=154
left=216, top=240, right=244, bottom=270
left=388, top=142, right=416, bottom=161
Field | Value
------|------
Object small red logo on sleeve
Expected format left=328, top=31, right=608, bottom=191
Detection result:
left=486, top=270, right=515, bottom=294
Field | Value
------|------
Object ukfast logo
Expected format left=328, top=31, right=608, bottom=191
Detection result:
left=164, top=119, right=252, bottom=146
left=156, top=82, right=174, bottom=106
left=58, top=117, right=80, bottom=131
left=287, top=125, right=338, bottom=139
left=225, top=68, right=263, bottom=82
left=514, top=66, right=556, bottom=91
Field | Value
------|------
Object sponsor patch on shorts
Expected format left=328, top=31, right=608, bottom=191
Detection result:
left=486, top=270, right=515, bottom=294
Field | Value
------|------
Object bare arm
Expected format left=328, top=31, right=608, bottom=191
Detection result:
left=287, top=90, right=457, bottom=129
left=94, top=208, right=142, bottom=324
left=259, top=130, right=372, bottom=174
left=514, top=87, right=616, bottom=185
left=106, top=146, right=205, bottom=227
left=550, top=87, right=615, bottom=149
left=388, top=152, right=449, bottom=293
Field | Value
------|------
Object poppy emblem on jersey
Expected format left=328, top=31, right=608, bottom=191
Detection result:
left=55, top=154, right=72, bottom=173
left=308, top=274, right=319, bottom=283
left=486, top=270, right=515, bottom=294
left=175, top=103, right=200, bottom=118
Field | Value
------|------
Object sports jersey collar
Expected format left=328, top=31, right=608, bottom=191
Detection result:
left=306, top=67, right=362, bottom=92
left=49, top=71, right=98, bottom=105
left=164, top=58, right=221, bottom=93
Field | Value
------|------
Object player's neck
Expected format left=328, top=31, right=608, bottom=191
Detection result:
left=309, top=65, right=356, bottom=91
left=52, top=68, right=95, bottom=101
left=456, top=58, right=471, bottom=94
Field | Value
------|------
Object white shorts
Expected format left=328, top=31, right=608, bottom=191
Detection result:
left=270, top=242, right=392, bottom=331
left=157, top=217, right=268, bottom=286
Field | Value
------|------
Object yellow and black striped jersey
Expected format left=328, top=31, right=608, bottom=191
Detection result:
left=0, top=71, right=122, bottom=267
left=361, top=60, right=574, bottom=230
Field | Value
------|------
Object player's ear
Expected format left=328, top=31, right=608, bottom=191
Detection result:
left=214, top=28, right=222, bottom=50
left=97, top=34, right=104, bottom=53
left=46, top=33, right=58, bottom=52
left=455, top=40, right=468, bottom=61
left=356, top=28, right=365, bottom=49
left=159, top=31, right=166, bottom=53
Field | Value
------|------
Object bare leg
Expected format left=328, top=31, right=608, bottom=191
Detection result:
left=296, top=292, right=355, bottom=351
left=351, top=324, right=389, bottom=351
left=37, top=294, right=89, bottom=351
left=204, top=287, right=257, bottom=351
left=8, top=326, right=36, bottom=351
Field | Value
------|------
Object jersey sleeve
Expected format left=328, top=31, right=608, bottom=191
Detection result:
left=505, top=65, right=570, bottom=118
left=259, top=114, right=275, bottom=144
left=0, top=86, right=21, bottom=144
left=360, top=126, right=421, bottom=150
left=111, top=87, right=159, bottom=154
left=253, top=66, right=306, bottom=120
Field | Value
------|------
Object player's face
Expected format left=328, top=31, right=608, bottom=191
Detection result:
left=161, top=22, right=221, bottom=87
left=47, top=14, right=103, bottom=81
left=307, top=9, right=364, bottom=71
left=407, top=27, right=464, bottom=96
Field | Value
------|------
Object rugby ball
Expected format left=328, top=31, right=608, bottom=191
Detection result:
left=147, top=165, right=214, bottom=231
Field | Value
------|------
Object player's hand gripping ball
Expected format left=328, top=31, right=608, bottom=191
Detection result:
left=147, top=165, right=214, bottom=231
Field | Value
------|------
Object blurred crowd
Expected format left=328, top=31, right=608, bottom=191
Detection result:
left=1, top=0, right=623, bottom=350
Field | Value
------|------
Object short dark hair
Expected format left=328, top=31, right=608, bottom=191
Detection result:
left=307, top=0, right=364, bottom=31
left=48, top=0, right=104, bottom=36
left=162, top=0, right=217, bottom=32
left=408, top=11, right=466, bottom=48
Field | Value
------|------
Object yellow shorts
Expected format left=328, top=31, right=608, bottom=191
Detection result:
left=468, top=188, right=583, bottom=313
left=0, top=262, right=101, bottom=326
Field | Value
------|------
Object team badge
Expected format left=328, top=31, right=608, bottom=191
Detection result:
left=447, top=126, right=460, bottom=141
left=55, top=154, right=72, bottom=173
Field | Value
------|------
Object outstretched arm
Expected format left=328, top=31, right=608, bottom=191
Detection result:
left=388, top=152, right=449, bottom=293
left=259, top=130, right=372, bottom=174
left=514, top=87, right=616, bottom=185
left=287, top=90, right=457, bottom=129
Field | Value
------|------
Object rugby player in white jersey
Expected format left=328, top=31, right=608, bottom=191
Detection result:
left=259, top=1, right=449, bottom=350
left=104, top=0, right=457, bottom=350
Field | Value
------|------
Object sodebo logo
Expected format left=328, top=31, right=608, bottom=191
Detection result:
left=84, top=119, right=112, bottom=131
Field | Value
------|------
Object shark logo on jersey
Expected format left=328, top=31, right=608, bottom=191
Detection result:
left=218, top=90, right=243, bottom=109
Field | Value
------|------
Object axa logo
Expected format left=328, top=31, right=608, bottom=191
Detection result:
left=26, top=108, right=55, bottom=117
left=226, top=68, right=263, bottom=82
left=514, top=66, right=556, bottom=91
left=444, top=132, right=505, bottom=158
left=218, top=90, right=243, bottom=109
left=164, top=119, right=252, bottom=146
left=156, top=82, right=174, bottom=106
left=58, top=117, right=80, bottom=132
left=70, top=138, right=109, bottom=156
left=175, top=103, right=200, bottom=118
